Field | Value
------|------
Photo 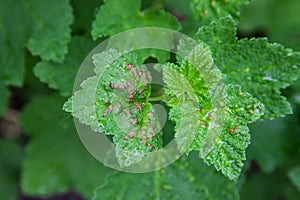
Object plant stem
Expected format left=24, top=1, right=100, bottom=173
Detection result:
left=148, top=95, right=169, bottom=102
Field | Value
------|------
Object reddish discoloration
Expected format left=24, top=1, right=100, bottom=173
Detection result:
left=126, top=64, right=133, bottom=70
left=129, top=118, right=138, bottom=124
left=103, top=104, right=113, bottom=117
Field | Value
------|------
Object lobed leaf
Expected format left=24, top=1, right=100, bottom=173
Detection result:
left=64, top=51, right=163, bottom=167
left=24, top=0, right=73, bottom=62
left=195, top=16, right=300, bottom=119
left=34, top=36, right=96, bottom=96
left=164, top=44, right=264, bottom=179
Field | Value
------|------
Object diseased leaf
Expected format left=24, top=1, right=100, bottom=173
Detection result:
left=191, top=0, right=250, bottom=24
left=64, top=51, right=163, bottom=167
left=20, top=95, right=112, bottom=199
left=195, top=16, right=300, bottom=119
left=34, top=36, right=96, bottom=96
left=0, top=0, right=29, bottom=86
left=0, top=140, right=23, bottom=200
left=24, top=0, right=73, bottom=62
left=93, top=152, right=239, bottom=200
left=164, top=44, right=264, bottom=179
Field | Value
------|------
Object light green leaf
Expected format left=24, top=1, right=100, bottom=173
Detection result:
left=203, top=84, right=264, bottom=180
left=93, top=153, right=239, bottom=200
left=64, top=51, right=163, bottom=167
left=0, top=139, right=23, bottom=200
left=195, top=16, right=300, bottom=119
left=0, top=0, right=29, bottom=86
left=24, top=0, right=73, bottom=62
left=164, top=44, right=264, bottom=179
left=191, top=0, right=250, bottom=24
left=20, top=95, right=112, bottom=198
left=34, top=36, right=96, bottom=96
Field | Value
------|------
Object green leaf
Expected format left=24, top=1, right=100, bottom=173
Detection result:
left=91, top=0, right=180, bottom=39
left=24, top=0, right=73, bottom=62
left=195, top=16, right=300, bottom=119
left=289, top=166, right=300, bottom=192
left=92, top=153, right=239, bottom=200
left=91, top=0, right=181, bottom=63
left=34, top=36, right=96, bottom=96
left=20, top=95, right=112, bottom=198
left=164, top=44, right=264, bottom=179
left=190, top=0, right=250, bottom=24
left=64, top=51, right=163, bottom=167
left=0, top=139, right=23, bottom=200
left=0, top=0, right=29, bottom=86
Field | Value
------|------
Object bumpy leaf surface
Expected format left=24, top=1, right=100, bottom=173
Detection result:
left=191, top=0, right=250, bottom=23
left=64, top=51, right=163, bottom=167
left=24, top=0, right=73, bottom=62
left=34, top=36, right=96, bottom=96
left=163, top=44, right=264, bottom=179
left=195, top=16, right=300, bottom=119
left=20, top=95, right=112, bottom=198
left=93, top=153, right=239, bottom=200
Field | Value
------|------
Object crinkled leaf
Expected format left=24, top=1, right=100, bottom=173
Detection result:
left=195, top=16, right=300, bottom=119
left=203, top=84, right=264, bottom=180
left=289, top=166, right=300, bottom=192
left=93, top=152, right=239, bottom=200
left=24, top=0, right=73, bottom=62
left=0, top=0, right=29, bottom=86
left=163, top=64, right=200, bottom=154
left=190, top=0, right=250, bottom=24
left=164, top=44, right=264, bottom=179
left=34, top=36, right=96, bottom=96
left=20, top=95, right=112, bottom=198
left=64, top=51, right=163, bottom=167
left=0, top=139, right=23, bottom=200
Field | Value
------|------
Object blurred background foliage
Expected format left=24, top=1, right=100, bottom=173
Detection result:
left=0, top=0, right=300, bottom=199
